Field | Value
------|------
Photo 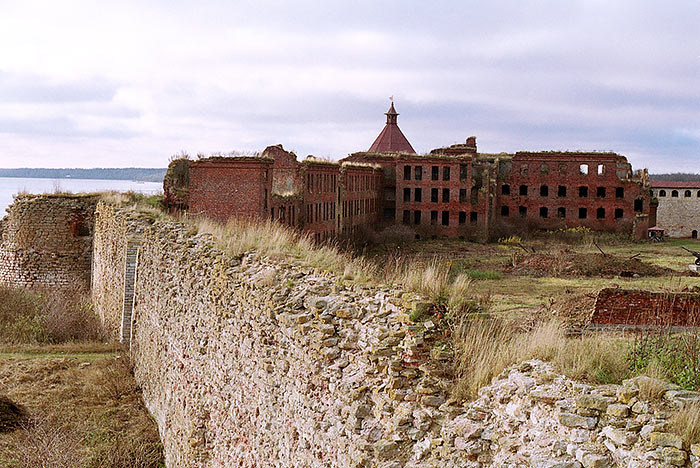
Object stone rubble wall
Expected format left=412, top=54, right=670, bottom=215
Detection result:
left=91, top=202, right=152, bottom=341
left=0, top=194, right=97, bottom=291
left=442, top=360, right=700, bottom=468
left=90, top=205, right=700, bottom=468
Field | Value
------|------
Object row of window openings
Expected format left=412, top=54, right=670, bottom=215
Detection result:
left=500, top=206, right=625, bottom=220
left=520, top=163, right=607, bottom=176
left=655, top=189, right=700, bottom=198
left=503, top=184, right=624, bottom=199
left=306, top=173, right=378, bottom=193
left=403, top=165, right=452, bottom=181
left=306, top=202, right=336, bottom=223
left=270, top=205, right=296, bottom=224
left=306, top=173, right=337, bottom=194
left=403, top=187, right=481, bottom=203
left=341, top=199, right=376, bottom=217
left=402, top=210, right=478, bottom=226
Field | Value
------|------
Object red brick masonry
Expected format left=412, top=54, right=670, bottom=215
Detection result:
left=592, top=288, right=700, bottom=326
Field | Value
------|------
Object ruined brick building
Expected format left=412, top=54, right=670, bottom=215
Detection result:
left=167, top=103, right=655, bottom=240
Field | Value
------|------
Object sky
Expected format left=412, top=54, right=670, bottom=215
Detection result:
left=0, top=0, right=698, bottom=172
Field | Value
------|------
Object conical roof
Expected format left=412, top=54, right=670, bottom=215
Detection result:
left=368, top=103, right=416, bottom=154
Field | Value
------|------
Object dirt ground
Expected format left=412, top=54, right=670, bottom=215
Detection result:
left=0, top=344, right=163, bottom=468
left=369, top=236, right=700, bottom=326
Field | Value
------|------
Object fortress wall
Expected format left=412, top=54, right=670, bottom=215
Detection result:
left=0, top=194, right=97, bottom=291
left=82, top=203, right=700, bottom=467
left=89, top=204, right=471, bottom=467
left=91, top=202, right=152, bottom=340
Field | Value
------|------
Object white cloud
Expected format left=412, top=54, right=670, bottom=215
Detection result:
left=0, top=0, right=697, bottom=172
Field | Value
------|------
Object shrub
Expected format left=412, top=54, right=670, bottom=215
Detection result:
left=0, top=285, right=104, bottom=345
left=629, top=329, right=700, bottom=391
left=15, top=418, right=83, bottom=468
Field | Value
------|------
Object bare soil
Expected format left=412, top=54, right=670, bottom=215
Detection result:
left=506, top=252, right=675, bottom=278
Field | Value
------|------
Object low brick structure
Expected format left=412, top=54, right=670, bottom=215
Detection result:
left=0, top=194, right=98, bottom=291
left=592, top=288, right=700, bottom=327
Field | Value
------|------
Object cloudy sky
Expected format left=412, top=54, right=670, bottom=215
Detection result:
left=0, top=1, right=698, bottom=172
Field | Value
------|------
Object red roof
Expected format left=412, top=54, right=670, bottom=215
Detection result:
left=368, top=103, right=416, bottom=154
left=650, top=181, right=700, bottom=188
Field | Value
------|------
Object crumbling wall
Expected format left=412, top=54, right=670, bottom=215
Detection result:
left=592, top=288, right=700, bottom=326
left=89, top=207, right=700, bottom=467
left=163, top=158, right=190, bottom=212
left=91, top=202, right=151, bottom=340
left=0, top=194, right=97, bottom=291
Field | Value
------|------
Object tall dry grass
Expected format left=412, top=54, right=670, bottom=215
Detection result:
left=670, top=401, right=700, bottom=445
left=0, top=285, right=103, bottom=345
left=193, top=217, right=479, bottom=312
left=452, top=319, right=631, bottom=400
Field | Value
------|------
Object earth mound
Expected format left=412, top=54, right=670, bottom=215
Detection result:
left=506, top=252, right=674, bottom=278
left=0, top=395, right=27, bottom=432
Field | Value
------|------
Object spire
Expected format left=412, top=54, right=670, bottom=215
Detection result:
left=385, top=102, right=398, bottom=124
left=368, top=102, right=416, bottom=154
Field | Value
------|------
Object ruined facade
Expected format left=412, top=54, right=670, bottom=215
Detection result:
left=650, top=181, right=700, bottom=238
left=0, top=194, right=98, bottom=290
left=177, top=104, right=655, bottom=240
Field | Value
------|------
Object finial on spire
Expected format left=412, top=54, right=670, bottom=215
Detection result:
left=389, top=95, right=394, bottom=102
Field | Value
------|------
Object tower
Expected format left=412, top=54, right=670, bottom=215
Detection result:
left=368, top=102, right=416, bottom=154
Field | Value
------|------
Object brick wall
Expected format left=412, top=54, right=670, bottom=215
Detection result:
left=339, top=164, right=382, bottom=236
left=497, top=153, right=649, bottom=237
left=301, top=162, right=340, bottom=239
left=189, top=158, right=273, bottom=222
left=263, top=145, right=302, bottom=195
left=592, top=288, right=700, bottom=326
left=0, top=194, right=97, bottom=291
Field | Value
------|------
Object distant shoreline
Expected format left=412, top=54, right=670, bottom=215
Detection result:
left=0, top=168, right=166, bottom=183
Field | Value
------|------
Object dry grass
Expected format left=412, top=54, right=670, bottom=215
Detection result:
left=452, top=319, right=631, bottom=400
left=0, top=285, right=104, bottom=345
left=0, top=349, right=163, bottom=467
left=670, top=401, right=700, bottom=445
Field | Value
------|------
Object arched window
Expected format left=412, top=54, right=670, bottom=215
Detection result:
left=659, top=190, right=666, bottom=197
left=685, top=190, right=692, bottom=197
left=672, top=190, right=679, bottom=197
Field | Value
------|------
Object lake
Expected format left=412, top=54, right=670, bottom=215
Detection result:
left=0, top=177, right=163, bottom=216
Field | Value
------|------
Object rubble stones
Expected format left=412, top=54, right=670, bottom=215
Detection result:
left=89, top=204, right=700, bottom=468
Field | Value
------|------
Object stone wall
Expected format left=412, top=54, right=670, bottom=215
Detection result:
left=0, top=194, right=97, bottom=291
left=90, top=204, right=699, bottom=468
left=651, top=185, right=700, bottom=238
left=592, top=288, right=700, bottom=327
left=91, top=203, right=151, bottom=341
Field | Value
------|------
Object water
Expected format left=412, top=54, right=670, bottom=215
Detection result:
left=0, top=177, right=163, bottom=216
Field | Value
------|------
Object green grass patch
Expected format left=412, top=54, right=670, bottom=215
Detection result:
left=462, top=269, right=503, bottom=280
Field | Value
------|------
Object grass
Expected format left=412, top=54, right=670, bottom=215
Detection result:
left=0, top=286, right=103, bottom=345
left=0, top=348, right=164, bottom=467
left=670, top=401, right=700, bottom=445
left=451, top=319, right=632, bottom=400
left=192, top=217, right=481, bottom=314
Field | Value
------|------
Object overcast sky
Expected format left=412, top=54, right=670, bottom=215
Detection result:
left=0, top=0, right=698, bottom=172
